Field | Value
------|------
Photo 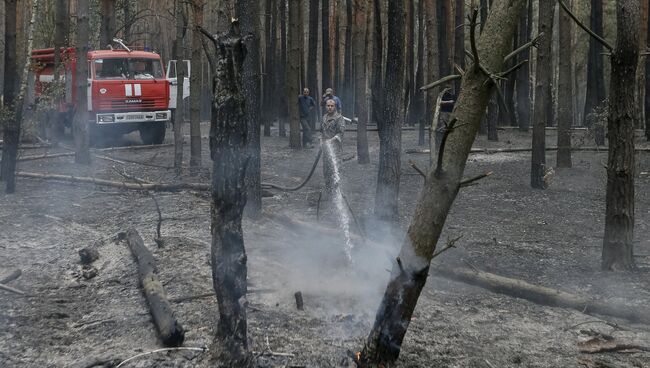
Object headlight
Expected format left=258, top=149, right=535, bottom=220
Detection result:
left=155, top=112, right=167, bottom=120
left=98, top=114, right=114, bottom=122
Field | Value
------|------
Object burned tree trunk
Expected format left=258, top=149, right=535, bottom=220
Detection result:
left=189, top=0, right=205, bottom=173
left=557, top=0, right=573, bottom=168
left=1, top=0, right=18, bottom=188
left=74, top=0, right=90, bottom=164
left=515, top=0, right=531, bottom=131
left=358, top=0, right=526, bottom=365
left=203, top=21, right=253, bottom=365
left=173, top=1, right=187, bottom=173
left=602, top=0, right=639, bottom=271
left=99, top=0, right=116, bottom=47
left=584, top=0, right=606, bottom=145
left=353, top=0, right=369, bottom=164
left=287, top=0, right=302, bottom=149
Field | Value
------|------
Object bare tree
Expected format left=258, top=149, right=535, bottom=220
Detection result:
left=201, top=21, right=253, bottom=366
left=557, top=0, right=574, bottom=168
left=287, top=0, right=302, bottom=149
left=73, top=0, right=90, bottom=164
left=189, top=0, right=204, bottom=173
left=531, top=0, right=554, bottom=189
left=353, top=0, right=370, bottom=164
left=100, top=0, right=117, bottom=47
left=358, top=1, right=527, bottom=365
left=515, top=0, right=531, bottom=131
left=374, top=0, right=405, bottom=222
left=173, top=0, right=187, bottom=173
left=602, top=0, right=639, bottom=271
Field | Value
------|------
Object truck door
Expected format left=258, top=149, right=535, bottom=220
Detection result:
left=166, top=60, right=191, bottom=109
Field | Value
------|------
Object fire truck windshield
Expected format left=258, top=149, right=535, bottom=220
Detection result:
left=94, top=58, right=163, bottom=80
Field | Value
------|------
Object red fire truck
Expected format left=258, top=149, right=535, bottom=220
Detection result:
left=30, top=41, right=189, bottom=145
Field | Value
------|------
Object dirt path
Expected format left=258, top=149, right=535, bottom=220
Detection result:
left=1, top=126, right=649, bottom=367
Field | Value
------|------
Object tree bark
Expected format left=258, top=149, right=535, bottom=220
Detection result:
left=602, top=0, right=639, bottom=271
left=353, top=0, right=369, bottom=164
left=278, top=0, right=288, bottom=137
left=73, top=0, right=90, bottom=164
left=205, top=21, right=253, bottom=365
left=1, top=0, right=18, bottom=188
left=636, top=0, right=648, bottom=129
left=99, top=0, right=116, bottom=47
left=125, top=229, right=185, bottom=347
left=237, top=0, right=262, bottom=215
left=423, top=0, right=438, bottom=132
left=584, top=0, right=606, bottom=145
left=515, top=0, right=531, bottom=131
left=358, top=0, right=526, bottom=364
left=436, top=0, right=452, bottom=78
left=414, top=0, right=425, bottom=144
left=287, top=0, right=302, bottom=149
left=189, top=0, right=204, bottom=173
left=373, top=0, right=405, bottom=222
left=322, top=0, right=331, bottom=90
left=453, top=0, right=464, bottom=94
left=307, top=0, right=319, bottom=130
left=531, top=0, right=554, bottom=189
left=370, top=0, right=383, bottom=127
left=173, top=1, right=187, bottom=174
left=557, top=0, right=573, bottom=168
left=646, top=7, right=650, bottom=141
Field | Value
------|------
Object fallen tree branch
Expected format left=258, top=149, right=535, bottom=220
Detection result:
left=578, top=338, right=650, bottom=354
left=125, top=229, right=185, bottom=346
left=460, top=171, right=493, bottom=187
left=0, top=269, right=22, bottom=284
left=18, top=152, right=75, bottom=162
left=408, top=160, right=427, bottom=179
left=503, top=33, right=543, bottom=62
left=16, top=171, right=210, bottom=192
left=0, top=282, right=26, bottom=295
left=432, top=266, right=650, bottom=325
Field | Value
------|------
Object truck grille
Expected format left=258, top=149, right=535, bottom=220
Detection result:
left=97, top=98, right=165, bottom=110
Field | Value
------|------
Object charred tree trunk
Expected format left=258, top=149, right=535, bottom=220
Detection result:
left=344, top=0, right=353, bottom=113
left=584, top=0, right=606, bottom=145
left=278, top=0, right=288, bottom=137
left=353, top=0, right=370, bottom=164
left=531, top=0, right=554, bottom=189
left=99, top=0, right=116, bottom=47
left=125, top=229, right=185, bottom=347
left=453, top=0, right=464, bottom=94
left=636, top=0, right=648, bottom=129
left=263, top=0, right=276, bottom=137
left=189, top=0, right=204, bottom=173
left=557, top=0, right=573, bottom=168
left=74, top=0, right=90, bottom=164
left=287, top=0, right=302, bottom=149
left=358, top=0, right=526, bottom=364
left=602, top=0, right=639, bottom=271
left=370, top=0, right=383, bottom=127
left=373, top=0, right=405, bottom=222
left=1, top=0, right=18, bottom=187
left=322, top=0, right=331, bottom=90
left=423, top=0, right=438, bottom=133
left=515, top=0, right=531, bottom=131
left=51, top=0, right=68, bottom=145
left=647, top=8, right=650, bottom=140
left=204, top=21, right=253, bottom=365
left=414, top=0, right=425, bottom=144
left=237, top=0, right=262, bottom=215
left=436, top=0, right=452, bottom=79
left=123, top=0, right=132, bottom=44
left=404, top=0, right=414, bottom=124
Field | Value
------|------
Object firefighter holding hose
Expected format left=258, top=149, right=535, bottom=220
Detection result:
left=321, top=99, right=346, bottom=197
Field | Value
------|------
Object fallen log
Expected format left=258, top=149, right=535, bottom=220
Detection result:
left=16, top=171, right=210, bottom=192
left=0, top=282, right=26, bottom=295
left=432, top=266, right=650, bottom=325
left=0, top=269, right=22, bottom=284
left=125, top=229, right=185, bottom=347
left=18, top=152, right=76, bottom=162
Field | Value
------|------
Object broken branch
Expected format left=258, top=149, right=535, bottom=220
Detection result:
left=558, top=0, right=612, bottom=52
left=420, top=75, right=462, bottom=91
left=460, top=171, right=493, bottom=187
left=503, top=33, right=543, bottom=62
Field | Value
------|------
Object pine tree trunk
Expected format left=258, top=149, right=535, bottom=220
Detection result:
left=173, top=1, right=186, bottom=173
left=531, top=0, right=554, bottom=189
left=74, top=0, right=90, bottom=164
left=370, top=0, right=383, bottom=127
left=1, top=0, right=18, bottom=185
left=373, top=0, right=405, bottom=222
left=123, top=0, right=132, bottom=42
left=423, top=0, right=438, bottom=129
left=322, top=0, right=331, bottom=90
left=263, top=0, right=277, bottom=137
left=237, top=0, right=262, bottom=215
left=307, top=0, right=319, bottom=129
left=353, top=0, right=370, bottom=164
left=515, top=0, right=531, bottom=131
left=207, top=22, right=253, bottom=366
left=189, top=0, right=204, bottom=173
left=646, top=8, right=650, bottom=140
left=602, top=0, right=639, bottom=271
left=358, top=1, right=526, bottom=365
left=100, top=0, right=116, bottom=47
left=437, top=0, right=451, bottom=78
left=278, top=0, right=288, bottom=137
left=557, top=0, right=573, bottom=168
left=584, top=0, right=606, bottom=145
left=287, top=0, right=302, bottom=149
left=414, top=0, right=425, bottom=144
left=404, top=0, right=414, bottom=124
left=453, top=0, right=464, bottom=94
left=637, top=1, right=648, bottom=130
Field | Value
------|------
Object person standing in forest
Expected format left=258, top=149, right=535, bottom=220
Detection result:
left=322, top=87, right=342, bottom=113
left=321, top=98, right=346, bottom=196
left=298, top=88, right=316, bottom=148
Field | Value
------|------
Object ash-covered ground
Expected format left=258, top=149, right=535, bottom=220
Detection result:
left=1, top=123, right=649, bottom=368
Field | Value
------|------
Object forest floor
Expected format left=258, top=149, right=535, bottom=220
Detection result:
left=1, top=123, right=650, bottom=368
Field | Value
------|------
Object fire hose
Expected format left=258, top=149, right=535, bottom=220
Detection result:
left=261, top=148, right=323, bottom=192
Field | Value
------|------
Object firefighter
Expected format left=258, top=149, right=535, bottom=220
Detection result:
left=321, top=99, right=345, bottom=197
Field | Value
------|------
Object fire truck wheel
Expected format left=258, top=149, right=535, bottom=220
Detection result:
left=139, top=123, right=166, bottom=145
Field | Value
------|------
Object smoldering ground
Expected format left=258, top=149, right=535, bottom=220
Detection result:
left=1, top=125, right=650, bottom=367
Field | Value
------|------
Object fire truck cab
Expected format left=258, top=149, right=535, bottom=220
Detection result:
left=31, top=43, right=189, bottom=145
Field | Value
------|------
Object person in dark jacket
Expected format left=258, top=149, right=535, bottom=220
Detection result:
left=298, top=88, right=316, bottom=148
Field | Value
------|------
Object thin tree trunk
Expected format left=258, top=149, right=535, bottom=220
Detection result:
left=74, top=0, right=90, bottom=164
left=515, top=0, right=531, bottom=131
left=100, top=0, right=116, bottom=47
left=1, top=0, right=18, bottom=185
left=414, top=0, right=425, bottom=144
left=307, top=0, right=318, bottom=130
left=287, top=0, right=302, bottom=149
left=237, top=0, right=262, bottom=215
left=602, top=0, right=639, bottom=271
left=123, top=0, right=132, bottom=41
left=638, top=0, right=648, bottom=130
left=189, top=0, right=204, bottom=173
left=173, top=0, right=186, bottom=173
left=557, top=0, right=573, bottom=168
left=343, top=0, right=353, bottom=113
left=278, top=0, right=288, bottom=137
left=370, top=0, right=383, bottom=127
left=646, top=7, right=650, bottom=140
left=206, top=22, right=253, bottom=365
left=353, top=0, right=369, bottom=164
left=264, top=0, right=277, bottom=137
left=453, top=0, right=464, bottom=94
left=584, top=0, right=606, bottom=145
left=322, top=0, right=331, bottom=90
left=374, top=0, right=405, bottom=222
left=437, top=0, right=452, bottom=78
left=531, top=0, right=554, bottom=189
left=358, top=0, right=526, bottom=364
left=423, top=0, right=438, bottom=133
left=404, top=0, right=414, bottom=123
left=51, top=0, right=68, bottom=145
